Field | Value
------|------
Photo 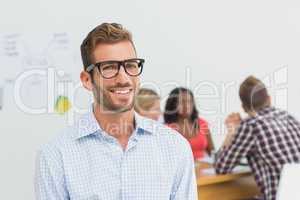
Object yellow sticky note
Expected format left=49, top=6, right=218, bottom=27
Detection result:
left=55, top=95, right=71, bottom=114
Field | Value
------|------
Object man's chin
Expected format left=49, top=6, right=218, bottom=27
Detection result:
left=101, top=103, right=134, bottom=114
left=113, top=106, right=133, bottom=113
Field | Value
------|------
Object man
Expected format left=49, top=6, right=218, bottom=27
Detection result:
left=35, top=23, right=197, bottom=200
left=215, top=76, right=300, bottom=200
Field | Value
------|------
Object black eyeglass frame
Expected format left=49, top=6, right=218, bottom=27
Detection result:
left=86, top=58, right=145, bottom=79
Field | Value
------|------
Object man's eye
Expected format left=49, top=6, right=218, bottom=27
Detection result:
left=102, top=64, right=117, bottom=71
left=125, top=62, right=139, bottom=68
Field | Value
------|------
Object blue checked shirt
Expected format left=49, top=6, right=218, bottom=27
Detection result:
left=35, top=107, right=197, bottom=200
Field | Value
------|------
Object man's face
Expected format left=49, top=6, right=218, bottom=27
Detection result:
left=91, top=41, right=140, bottom=113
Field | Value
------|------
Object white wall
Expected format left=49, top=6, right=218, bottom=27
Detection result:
left=1, top=0, right=300, bottom=199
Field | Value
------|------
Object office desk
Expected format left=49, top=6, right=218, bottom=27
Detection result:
left=196, top=162, right=260, bottom=200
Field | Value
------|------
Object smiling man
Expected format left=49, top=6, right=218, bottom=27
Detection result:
left=35, top=23, right=197, bottom=200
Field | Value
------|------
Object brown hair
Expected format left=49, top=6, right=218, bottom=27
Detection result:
left=239, top=76, right=270, bottom=112
left=135, top=88, right=160, bottom=112
left=80, top=23, right=135, bottom=70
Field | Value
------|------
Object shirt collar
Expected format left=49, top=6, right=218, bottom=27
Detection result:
left=74, top=105, right=156, bottom=140
left=74, top=105, right=101, bottom=140
left=257, top=106, right=275, bottom=116
left=134, top=112, right=158, bottom=135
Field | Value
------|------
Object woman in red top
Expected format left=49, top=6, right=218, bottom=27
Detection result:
left=164, top=87, right=214, bottom=160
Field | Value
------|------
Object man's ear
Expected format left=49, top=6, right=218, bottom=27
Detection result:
left=80, top=70, right=93, bottom=91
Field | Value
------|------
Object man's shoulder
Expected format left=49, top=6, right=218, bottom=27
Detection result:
left=138, top=116, right=191, bottom=152
left=244, top=107, right=291, bottom=126
left=37, top=126, right=78, bottom=156
left=242, top=117, right=257, bottom=126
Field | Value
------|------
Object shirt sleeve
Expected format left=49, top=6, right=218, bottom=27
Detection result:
left=215, top=121, right=255, bottom=174
left=34, top=146, right=69, bottom=200
left=170, top=140, right=198, bottom=200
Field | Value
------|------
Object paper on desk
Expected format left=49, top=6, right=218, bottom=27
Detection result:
left=201, top=168, right=216, bottom=175
left=201, top=166, right=251, bottom=176
left=233, top=166, right=251, bottom=172
left=199, top=156, right=214, bottom=164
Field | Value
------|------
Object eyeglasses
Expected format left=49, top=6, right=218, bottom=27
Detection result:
left=86, top=58, right=145, bottom=79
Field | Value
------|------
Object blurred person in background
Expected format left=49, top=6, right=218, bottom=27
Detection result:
left=164, top=87, right=214, bottom=161
left=215, top=76, right=300, bottom=200
left=134, top=88, right=161, bottom=121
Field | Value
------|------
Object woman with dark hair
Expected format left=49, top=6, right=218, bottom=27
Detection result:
left=164, top=87, right=214, bottom=160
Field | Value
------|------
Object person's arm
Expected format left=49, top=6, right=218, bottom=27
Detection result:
left=198, top=118, right=214, bottom=156
left=215, top=113, right=255, bottom=174
left=170, top=140, right=197, bottom=200
left=205, top=130, right=215, bottom=156
left=35, top=146, right=69, bottom=200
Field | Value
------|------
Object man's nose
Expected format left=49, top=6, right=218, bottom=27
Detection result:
left=115, top=65, right=131, bottom=83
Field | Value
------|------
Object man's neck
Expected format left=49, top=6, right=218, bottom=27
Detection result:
left=93, top=103, right=135, bottom=144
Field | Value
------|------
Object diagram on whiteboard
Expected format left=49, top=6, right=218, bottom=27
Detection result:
left=0, top=32, right=81, bottom=113
left=0, top=32, right=79, bottom=80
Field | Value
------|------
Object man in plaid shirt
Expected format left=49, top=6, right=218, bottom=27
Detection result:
left=215, top=76, right=300, bottom=200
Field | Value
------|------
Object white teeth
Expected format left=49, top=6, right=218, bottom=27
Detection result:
left=114, top=90, right=130, bottom=94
